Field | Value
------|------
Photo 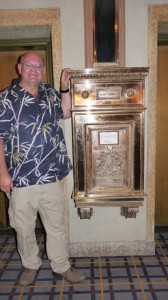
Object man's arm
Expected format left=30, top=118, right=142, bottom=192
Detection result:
left=60, top=68, right=72, bottom=119
left=0, top=139, right=13, bottom=193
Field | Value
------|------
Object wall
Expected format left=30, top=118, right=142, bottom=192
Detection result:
left=0, top=0, right=168, bottom=254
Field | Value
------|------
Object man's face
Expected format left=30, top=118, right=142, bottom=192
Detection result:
left=18, top=53, right=46, bottom=87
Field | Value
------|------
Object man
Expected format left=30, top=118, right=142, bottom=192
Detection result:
left=0, top=52, right=85, bottom=285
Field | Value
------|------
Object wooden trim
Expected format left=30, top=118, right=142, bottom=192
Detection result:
left=84, top=0, right=94, bottom=67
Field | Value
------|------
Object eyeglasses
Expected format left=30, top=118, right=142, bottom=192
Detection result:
left=20, top=63, right=44, bottom=70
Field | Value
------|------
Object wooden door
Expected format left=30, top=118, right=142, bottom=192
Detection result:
left=155, top=45, right=168, bottom=226
left=0, top=49, right=47, bottom=91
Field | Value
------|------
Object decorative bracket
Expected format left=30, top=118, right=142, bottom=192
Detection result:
left=77, top=207, right=93, bottom=219
left=120, top=207, right=139, bottom=218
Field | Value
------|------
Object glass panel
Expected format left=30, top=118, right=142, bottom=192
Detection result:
left=94, top=0, right=116, bottom=63
left=84, top=0, right=125, bottom=67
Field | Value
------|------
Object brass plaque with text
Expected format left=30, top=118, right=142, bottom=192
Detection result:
left=85, top=122, right=135, bottom=196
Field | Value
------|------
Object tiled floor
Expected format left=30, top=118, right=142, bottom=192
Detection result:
left=0, top=230, right=168, bottom=299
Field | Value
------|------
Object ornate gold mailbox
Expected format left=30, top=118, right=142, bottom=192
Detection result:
left=70, top=68, right=148, bottom=219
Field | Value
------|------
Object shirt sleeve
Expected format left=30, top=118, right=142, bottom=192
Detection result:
left=54, top=89, right=64, bottom=119
left=45, top=83, right=64, bottom=120
left=0, top=90, right=12, bottom=143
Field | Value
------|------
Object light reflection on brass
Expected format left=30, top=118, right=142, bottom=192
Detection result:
left=70, top=68, right=148, bottom=219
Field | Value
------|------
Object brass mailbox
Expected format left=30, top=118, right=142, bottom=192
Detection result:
left=70, top=68, right=148, bottom=219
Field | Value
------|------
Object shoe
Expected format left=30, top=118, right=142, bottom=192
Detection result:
left=58, top=267, right=86, bottom=283
left=19, top=268, right=37, bottom=286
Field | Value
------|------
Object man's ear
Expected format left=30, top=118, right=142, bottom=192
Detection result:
left=42, top=67, right=46, bottom=77
left=17, top=63, right=22, bottom=75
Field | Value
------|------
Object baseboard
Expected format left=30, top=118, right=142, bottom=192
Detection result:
left=68, top=240, right=155, bottom=257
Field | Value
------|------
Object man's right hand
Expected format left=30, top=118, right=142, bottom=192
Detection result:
left=0, top=139, right=13, bottom=193
left=0, top=171, right=13, bottom=193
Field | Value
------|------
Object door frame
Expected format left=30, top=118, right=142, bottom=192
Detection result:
left=0, top=38, right=54, bottom=86
left=148, top=5, right=168, bottom=238
left=0, top=9, right=62, bottom=89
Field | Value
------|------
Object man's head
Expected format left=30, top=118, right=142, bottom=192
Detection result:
left=18, top=52, right=46, bottom=89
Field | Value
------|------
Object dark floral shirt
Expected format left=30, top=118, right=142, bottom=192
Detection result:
left=0, top=79, right=72, bottom=188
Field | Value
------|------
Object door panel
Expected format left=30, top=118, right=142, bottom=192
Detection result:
left=155, top=45, right=168, bottom=226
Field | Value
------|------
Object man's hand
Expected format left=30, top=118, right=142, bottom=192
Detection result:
left=60, top=68, right=71, bottom=91
left=0, top=170, right=13, bottom=193
left=60, top=68, right=72, bottom=119
left=0, top=139, right=13, bottom=193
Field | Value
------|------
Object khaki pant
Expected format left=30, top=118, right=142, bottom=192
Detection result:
left=7, top=182, right=70, bottom=273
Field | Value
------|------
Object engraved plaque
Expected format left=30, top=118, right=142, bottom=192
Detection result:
left=85, top=122, right=135, bottom=196
left=72, top=112, right=143, bottom=200
left=96, top=86, right=121, bottom=101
